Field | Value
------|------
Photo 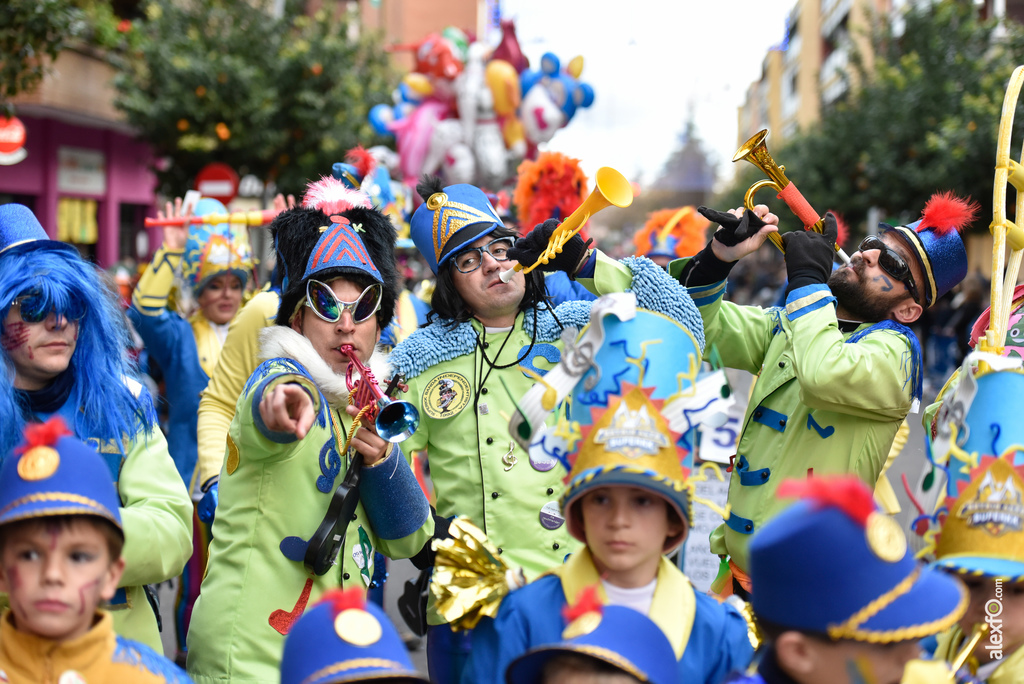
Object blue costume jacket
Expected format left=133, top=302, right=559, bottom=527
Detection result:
left=463, top=549, right=754, bottom=684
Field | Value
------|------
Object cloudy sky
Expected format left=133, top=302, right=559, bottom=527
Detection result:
left=499, top=0, right=798, bottom=191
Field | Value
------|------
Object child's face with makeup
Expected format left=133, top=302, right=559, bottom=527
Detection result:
left=0, top=518, right=123, bottom=642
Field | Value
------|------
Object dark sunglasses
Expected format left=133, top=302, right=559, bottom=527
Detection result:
left=305, top=280, right=382, bottom=324
left=857, top=236, right=920, bottom=304
left=12, top=293, right=86, bottom=324
left=452, top=237, right=515, bottom=274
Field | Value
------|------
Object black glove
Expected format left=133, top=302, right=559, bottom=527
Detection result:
left=676, top=206, right=767, bottom=287
left=782, top=212, right=839, bottom=291
left=699, top=206, right=768, bottom=247
left=508, top=218, right=593, bottom=276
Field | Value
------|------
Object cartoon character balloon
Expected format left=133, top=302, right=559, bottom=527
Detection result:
left=520, top=53, right=594, bottom=147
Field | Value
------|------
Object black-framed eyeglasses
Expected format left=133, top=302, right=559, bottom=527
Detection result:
left=451, top=237, right=515, bottom=274
left=858, top=236, right=920, bottom=304
left=11, top=292, right=86, bottom=324
left=305, top=280, right=382, bottom=324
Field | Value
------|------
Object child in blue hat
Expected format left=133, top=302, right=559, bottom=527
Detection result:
left=280, top=587, right=428, bottom=684
left=737, top=476, right=967, bottom=684
left=0, top=418, right=190, bottom=683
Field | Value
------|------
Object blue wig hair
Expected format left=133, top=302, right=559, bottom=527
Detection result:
left=0, top=249, right=154, bottom=458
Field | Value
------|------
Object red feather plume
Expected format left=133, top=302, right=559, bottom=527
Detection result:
left=776, top=476, right=875, bottom=527
left=562, top=585, right=603, bottom=624
left=317, top=587, right=366, bottom=617
left=15, top=417, right=71, bottom=455
left=827, top=210, right=850, bottom=248
left=918, top=191, right=980, bottom=236
left=345, top=146, right=376, bottom=179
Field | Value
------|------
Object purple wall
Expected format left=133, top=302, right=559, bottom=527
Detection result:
left=0, top=116, right=158, bottom=267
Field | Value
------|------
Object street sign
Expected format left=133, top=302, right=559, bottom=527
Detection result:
left=194, top=162, right=239, bottom=204
left=0, top=116, right=27, bottom=166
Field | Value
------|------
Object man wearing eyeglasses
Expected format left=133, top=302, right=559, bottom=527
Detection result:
left=391, top=177, right=705, bottom=683
left=673, top=195, right=977, bottom=600
left=187, top=205, right=433, bottom=684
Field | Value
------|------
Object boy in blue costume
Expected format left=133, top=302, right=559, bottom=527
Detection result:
left=462, top=301, right=753, bottom=684
left=0, top=417, right=191, bottom=683
left=733, top=476, right=967, bottom=684
left=0, top=204, right=192, bottom=651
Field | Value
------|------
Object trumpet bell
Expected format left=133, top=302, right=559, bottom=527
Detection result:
left=733, top=129, right=770, bottom=164
left=593, top=167, right=634, bottom=210
left=376, top=399, right=421, bottom=443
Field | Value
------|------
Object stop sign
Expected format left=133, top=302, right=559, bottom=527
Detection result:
left=194, top=162, right=239, bottom=204
left=0, top=117, right=27, bottom=166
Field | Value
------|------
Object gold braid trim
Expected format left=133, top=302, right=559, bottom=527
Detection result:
left=827, top=571, right=969, bottom=643
left=564, top=645, right=648, bottom=681
left=299, top=658, right=410, bottom=684
left=0, top=492, right=111, bottom=519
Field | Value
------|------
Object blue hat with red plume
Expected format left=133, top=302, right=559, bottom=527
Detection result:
left=506, top=586, right=677, bottom=684
left=749, top=476, right=966, bottom=642
left=280, top=588, right=428, bottom=684
left=885, top=192, right=978, bottom=307
left=0, top=417, right=123, bottom=534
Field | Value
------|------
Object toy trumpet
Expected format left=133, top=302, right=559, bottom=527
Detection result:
left=979, top=64, right=1024, bottom=361
left=951, top=622, right=990, bottom=674
left=733, top=129, right=851, bottom=265
left=144, top=208, right=283, bottom=228
left=499, top=167, right=633, bottom=283
left=340, top=344, right=419, bottom=443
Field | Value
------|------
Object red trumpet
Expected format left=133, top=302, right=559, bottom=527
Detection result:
left=339, top=344, right=419, bottom=443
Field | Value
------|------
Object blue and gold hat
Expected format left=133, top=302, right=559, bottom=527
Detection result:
left=750, top=476, right=966, bottom=642
left=0, top=418, right=122, bottom=533
left=558, top=308, right=705, bottom=553
left=280, top=588, right=428, bottom=684
left=884, top=192, right=978, bottom=307
left=0, top=203, right=77, bottom=257
left=506, top=587, right=677, bottom=684
left=181, top=197, right=254, bottom=295
left=409, top=181, right=503, bottom=274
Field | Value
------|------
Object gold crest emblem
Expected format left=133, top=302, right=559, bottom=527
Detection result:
left=17, top=446, right=60, bottom=481
left=562, top=612, right=602, bottom=640
left=865, top=511, right=907, bottom=562
left=334, top=608, right=382, bottom=646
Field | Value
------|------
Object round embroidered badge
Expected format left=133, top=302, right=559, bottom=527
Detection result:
left=18, top=446, right=59, bottom=481
left=422, top=373, right=472, bottom=420
left=865, top=511, right=907, bottom=562
left=335, top=609, right=382, bottom=646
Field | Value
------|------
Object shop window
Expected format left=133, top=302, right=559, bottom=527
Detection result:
left=0, top=194, right=36, bottom=212
left=56, top=197, right=98, bottom=261
left=119, top=203, right=149, bottom=264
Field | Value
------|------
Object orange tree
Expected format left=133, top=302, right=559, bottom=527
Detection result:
left=115, top=0, right=394, bottom=196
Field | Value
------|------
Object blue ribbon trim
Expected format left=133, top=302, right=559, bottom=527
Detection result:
left=751, top=405, right=788, bottom=433
left=726, top=511, right=755, bottom=535
left=735, top=455, right=771, bottom=487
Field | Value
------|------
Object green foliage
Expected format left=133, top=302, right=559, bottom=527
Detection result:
left=115, top=0, right=395, bottom=196
left=717, top=1, right=1024, bottom=243
left=0, top=0, right=86, bottom=116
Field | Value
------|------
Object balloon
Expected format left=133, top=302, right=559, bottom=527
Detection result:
left=485, top=60, right=521, bottom=116
left=368, top=103, right=396, bottom=137
left=492, top=19, right=529, bottom=73
left=390, top=99, right=448, bottom=184
left=519, top=51, right=595, bottom=147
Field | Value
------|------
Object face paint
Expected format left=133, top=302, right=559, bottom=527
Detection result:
left=1, top=322, right=29, bottom=352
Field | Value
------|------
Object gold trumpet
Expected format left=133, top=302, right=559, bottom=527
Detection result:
left=499, top=167, right=634, bottom=283
left=733, top=129, right=851, bottom=265
left=951, top=622, right=990, bottom=674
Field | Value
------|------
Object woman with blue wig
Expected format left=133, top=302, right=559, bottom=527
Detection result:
left=0, top=203, right=192, bottom=651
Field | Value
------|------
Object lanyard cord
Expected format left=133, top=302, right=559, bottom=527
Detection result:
left=474, top=306, right=540, bottom=398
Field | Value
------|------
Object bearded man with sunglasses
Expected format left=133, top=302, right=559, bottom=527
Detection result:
left=390, top=178, right=705, bottom=683
left=673, top=194, right=977, bottom=599
left=0, top=204, right=192, bottom=651
left=187, top=206, right=433, bottom=684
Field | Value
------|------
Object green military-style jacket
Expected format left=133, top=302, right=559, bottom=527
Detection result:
left=677, top=274, right=919, bottom=573
left=392, top=254, right=706, bottom=596
left=186, top=327, right=433, bottom=684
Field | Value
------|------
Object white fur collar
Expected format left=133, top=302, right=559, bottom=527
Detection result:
left=258, top=326, right=393, bottom=409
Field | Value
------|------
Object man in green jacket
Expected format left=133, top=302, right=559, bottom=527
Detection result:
left=672, top=194, right=978, bottom=598
left=391, top=177, right=706, bottom=683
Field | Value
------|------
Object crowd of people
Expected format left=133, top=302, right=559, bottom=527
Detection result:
left=0, top=147, right=1020, bottom=684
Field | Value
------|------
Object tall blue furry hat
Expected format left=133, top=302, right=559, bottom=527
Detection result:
left=280, top=588, right=428, bottom=684
left=0, top=206, right=151, bottom=459
left=0, top=417, right=122, bottom=534
left=750, top=476, right=967, bottom=642
left=507, top=591, right=676, bottom=684
left=884, top=192, right=978, bottom=307
left=410, top=176, right=503, bottom=274
left=0, top=203, right=77, bottom=256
